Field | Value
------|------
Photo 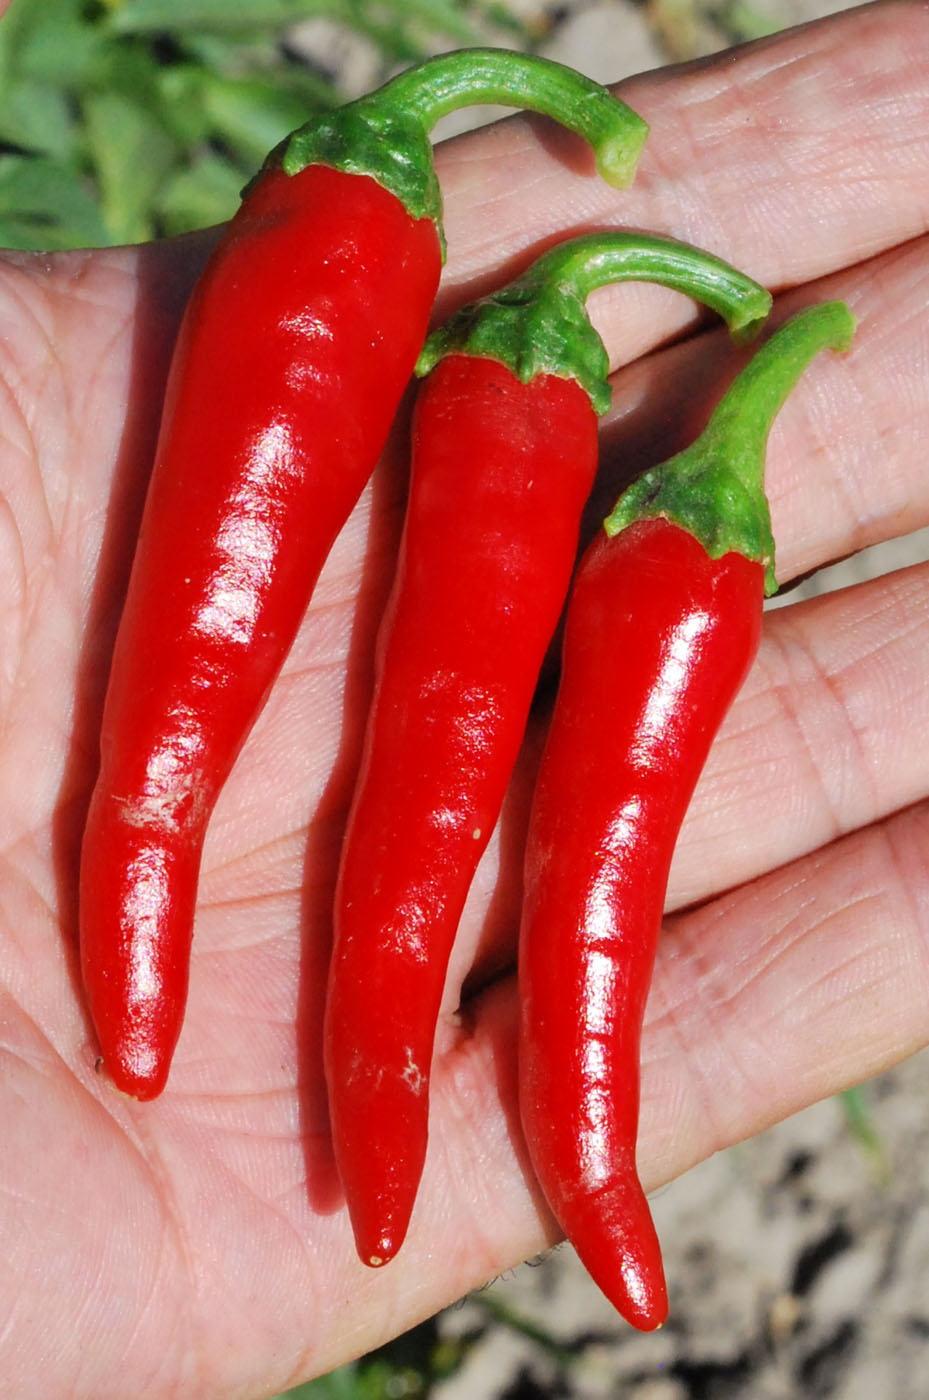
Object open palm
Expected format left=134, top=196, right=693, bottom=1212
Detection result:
left=2, top=5, right=928, bottom=1396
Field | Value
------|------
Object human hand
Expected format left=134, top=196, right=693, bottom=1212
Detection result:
left=1, top=3, right=927, bottom=1395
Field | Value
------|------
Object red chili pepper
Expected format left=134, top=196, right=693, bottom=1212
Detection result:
left=517, top=301, right=856, bottom=1329
left=80, top=51, right=648, bottom=1101
left=325, top=232, right=772, bottom=1266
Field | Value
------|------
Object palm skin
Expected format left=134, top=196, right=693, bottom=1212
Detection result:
left=1, top=4, right=929, bottom=1396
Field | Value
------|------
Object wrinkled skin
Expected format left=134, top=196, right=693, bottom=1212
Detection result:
left=1, top=5, right=928, bottom=1395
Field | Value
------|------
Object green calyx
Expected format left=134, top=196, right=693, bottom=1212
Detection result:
left=280, top=100, right=441, bottom=236
left=275, top=48, right=649, bottom=259
left=604, top=300, right=857, bottom=595
left=416, top=232, right=773, bottom=415
left=417, top=270, right=612, bottom=412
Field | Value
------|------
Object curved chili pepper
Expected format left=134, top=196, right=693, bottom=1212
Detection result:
left=517, top=301, right=856, bottom=1330
left=325, top=232, right=772, bottom=1266
left=80, top=51, right=648, bottom=1102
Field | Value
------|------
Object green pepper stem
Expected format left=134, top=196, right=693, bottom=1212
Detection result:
left=693, top=299, right=856, bottom=459
left=526, top=232, right=772, bottom=340
left=416, top=231, right=772, bottom=415
left=604, top=300, right=857, bottom=594
left=278, top=49, right=648, bottom=253
left=381, top=48, right=648, bottom=189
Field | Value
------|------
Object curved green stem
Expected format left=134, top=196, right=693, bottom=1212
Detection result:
left=526, top=232, right=772, bottom=340
left=417, top=231, right=773, bottom=415
left=277, top=49, right=648, bottom=256
left=381, top=49, right=647, bottom=189
left=604, top=301, right=857, bottom=594
left=696, top=299, right=856, bottom=454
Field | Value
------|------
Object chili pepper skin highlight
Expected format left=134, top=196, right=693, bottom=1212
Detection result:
left=518, top=302, right=856, bottom=1330
left=79, top=52, right=649, bottom=1102
left=325, top=232, right=772, bottom=1267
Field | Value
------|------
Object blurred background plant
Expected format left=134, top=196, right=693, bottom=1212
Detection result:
left=0, top=0, right=787, bottom=251
left=0, top=0, right=543, bottom=250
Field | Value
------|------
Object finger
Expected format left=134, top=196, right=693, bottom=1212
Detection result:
left=360, top=789, right=929, bottom=1365
left=308, top=1, right=929, bottom=643
left=435, top=2, right=929, bottom=359
left=590, top=230, right=929, bottom=911
left=29, top=1, right=926, bottom=691
left=669, top=558, right=929, bottom=910
left=640, top=794, right=929, bottom=1192
left=293, top=228, right=929, bottom=1006
left=768, top=234, right=929, bottom=584
left=446, top=228, right=929, bottom=973
left=449, top=555, right=929, bottom=1007
left=594, top=229, right=929, bottom=585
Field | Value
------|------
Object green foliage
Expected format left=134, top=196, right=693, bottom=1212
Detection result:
left=840, top=1083, right=891, bottom=1184
left=0, top=0, right=532, bottom=250
left=713, top=0, right=782, bottom=41
left=269, top=1313, right=479, bottom=1399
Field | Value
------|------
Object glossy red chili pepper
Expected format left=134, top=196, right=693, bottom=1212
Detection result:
left=325, top=232, right=772, bottom=1265
left=79, top=51, right=649, bottom=1101
left=518, top=302, right=856, bottom=1330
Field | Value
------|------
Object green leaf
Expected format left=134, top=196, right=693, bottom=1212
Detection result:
left=82, top=90, right=177, bottom=244
left=0, top=81, right=76, bottom=160
left=174, top=29, right=274, bottom=75
left=475, top=1, right=539, bottom=41
left=108, top=0, right=483, bottom=47
left=840, top=1084, right=890, bottom=1184
left=0, top=0, right=65, bottom=87
left=267, top=1361, right=362, bottom=1398
left=0, top=155, right=108, bottom=250
left=335, top=4, right=423, bottom=63
left=381, top=0, right=482, bottom=47
left=200, top=72, right=320, bottom=164
left=85, top=39, right=167, bottom=110
left=152, top=64, right=213, bottom=149
left=108, top=0, right=339, bottom=33
left=714, top=0, right=782, bottom=41
left=472, top=1290, right=571, bottom=1362
left=14, top=0, right=108, bottom=90
left=154, top=153, right=247, bottom=235
left=191, top=44, right=341, bottom=114
left=267, top=64, right=342, bottom=113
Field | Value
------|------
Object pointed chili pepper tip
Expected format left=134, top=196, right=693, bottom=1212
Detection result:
left=357, top=1227, right=404, bottom=1271
left=579, top=1181, right=670, bottom=1331
left=617, top=1264, right=669, bottom=1333
left=344, top=1181, right=415, bottom=1270
left=89, top=1012, right=175, bottom=1100
left=94, top=1052, right=167, bottom=1103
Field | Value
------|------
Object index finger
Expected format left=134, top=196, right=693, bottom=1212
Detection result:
left=433, top=2, right=928, bottom=362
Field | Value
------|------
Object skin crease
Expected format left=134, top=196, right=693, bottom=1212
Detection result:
left=0, top=3, right=928, bottom=1395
